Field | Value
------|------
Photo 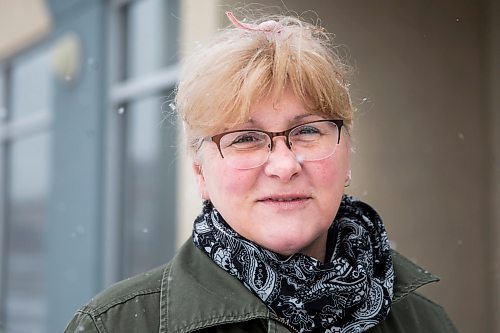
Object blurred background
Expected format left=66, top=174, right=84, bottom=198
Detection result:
left=0, top=0, right=498, bottom=332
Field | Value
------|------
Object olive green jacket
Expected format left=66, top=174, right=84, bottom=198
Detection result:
left=65, top=240, right=458, bottom=333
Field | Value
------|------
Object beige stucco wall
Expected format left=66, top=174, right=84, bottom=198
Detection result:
left=487, top=0, right=500, bottom=331
left=176, top=0, right=220, bottom=247
left=0, top=0, right=51, bottom=61
left=177, top=1, right=497, bottom=332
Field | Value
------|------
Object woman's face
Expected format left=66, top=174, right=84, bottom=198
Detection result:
left=193, top=88, right=350, bottom=261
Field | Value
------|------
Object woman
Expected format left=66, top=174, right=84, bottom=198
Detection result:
left=65, top=10, right=457, bottom=333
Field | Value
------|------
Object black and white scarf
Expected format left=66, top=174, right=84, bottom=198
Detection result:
left=192, top=195, right=394, bottom=333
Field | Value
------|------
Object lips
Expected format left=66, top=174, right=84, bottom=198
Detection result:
left=265, top=198, right=302, bottom=202
left=257, top=194, right=312, bottom=203
left=256, top=195, right=311, bottom=211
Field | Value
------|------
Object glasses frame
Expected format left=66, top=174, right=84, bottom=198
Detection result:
left=205, top=119, right=344, bottom=160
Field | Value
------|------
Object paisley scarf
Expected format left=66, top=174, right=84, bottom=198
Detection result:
left=192, top=195, right=394, bottom=333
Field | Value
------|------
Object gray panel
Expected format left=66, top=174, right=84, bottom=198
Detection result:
left=125, top=0, right=179, bottom=77
left=10, top=47, right=53, bottom=120
left=122, top=92, right=177, bottom=278
left=4, top=133, right=51, bottom=333
left=46, top=1, right=107, bottom=332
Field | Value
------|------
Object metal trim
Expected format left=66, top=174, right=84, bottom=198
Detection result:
left=0, top=64, right=7, bottom=332
left=102, top=0, right=124, bottom=288
left=109, top=65, right=178, bottom=105
left=0, top=111, right=52, bottom=142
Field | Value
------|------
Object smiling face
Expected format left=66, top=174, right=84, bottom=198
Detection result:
left=193, top=88, right=350, bottom=261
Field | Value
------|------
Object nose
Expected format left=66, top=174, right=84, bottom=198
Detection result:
left=264, top=137, right=301, bottom=181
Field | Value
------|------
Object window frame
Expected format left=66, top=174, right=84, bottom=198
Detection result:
left=103, top=0, right=179, bottom=286
left=0, top=47, right=54, bottom=332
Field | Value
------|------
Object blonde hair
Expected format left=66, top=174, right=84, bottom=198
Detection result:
left=175, top=11, right=353, bottom=153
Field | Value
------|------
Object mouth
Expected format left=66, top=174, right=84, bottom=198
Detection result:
left=257, top=194, right=312, bottom=203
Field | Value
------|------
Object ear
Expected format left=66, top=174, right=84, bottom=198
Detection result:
left=192, top=162, right=209, bottom=200
left=344, top=169, right=352, bottom=187
left=345, top=169, right=352, bottom=182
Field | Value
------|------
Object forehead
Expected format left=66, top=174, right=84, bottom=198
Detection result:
left=231, top=89, right=325, bottom=130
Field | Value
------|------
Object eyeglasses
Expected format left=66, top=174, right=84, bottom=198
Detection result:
left=204, top=119, right=344, bottom=169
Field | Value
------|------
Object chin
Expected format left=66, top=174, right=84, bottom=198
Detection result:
left=260, top=237, right=310, bottom=257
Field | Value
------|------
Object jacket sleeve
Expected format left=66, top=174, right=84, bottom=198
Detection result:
left=64, top=311, right=101, bottom=333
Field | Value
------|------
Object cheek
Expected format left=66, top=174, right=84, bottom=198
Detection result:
left=220, top=172, right=249, bottom=193
left=311, top=158, right=348, bottom=222
left=205, top=165, right=258, bottom=199
left=316, top=157, right=348, bottom=181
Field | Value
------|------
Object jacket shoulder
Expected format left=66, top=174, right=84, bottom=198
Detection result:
left=384, top=292, right=458, bottom=332
left=65, top=264, right=169, bottom=333
left=369, top=252, right=458, bottom=332
left=87, top=263, right=166, bottom=314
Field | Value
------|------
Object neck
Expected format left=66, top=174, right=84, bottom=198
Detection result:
left=298, top=232, right=328, bottom=263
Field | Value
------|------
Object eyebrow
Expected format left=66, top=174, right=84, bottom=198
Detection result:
left=292, top=114, right=318, bottom=123
left=243, top=113, right=318, bottom=128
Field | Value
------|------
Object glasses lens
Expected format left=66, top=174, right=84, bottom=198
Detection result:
left=215, top=121, right=341, bottom=169
left=289, top=121, right=339, bottom=161
left=219, top=131, right=271, bottom=169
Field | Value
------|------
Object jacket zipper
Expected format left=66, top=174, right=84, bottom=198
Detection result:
left=275, top=317, right=300, bottom=333
left=270, top=312, right=300, bottom=333
left=189, top=315, right=299, bottom=333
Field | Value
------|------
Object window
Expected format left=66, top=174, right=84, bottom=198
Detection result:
left=106, top=0, right=179, bottom=281
left=0, top=1, right=181, bottom=330
left=122, top=93, right=177, bottom=276
left=0, top=46, right=52, bottom=333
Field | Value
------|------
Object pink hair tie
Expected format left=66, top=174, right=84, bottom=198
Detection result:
left=226, top=11, right=282, bottom=34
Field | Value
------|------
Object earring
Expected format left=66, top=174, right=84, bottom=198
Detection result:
left=344, top=170, right=352, bottom=187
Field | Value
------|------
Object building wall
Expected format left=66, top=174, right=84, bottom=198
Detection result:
left=1, top=1, right=180, bottom=332
left=176, top=0, right=219, bottom=247
left=486, top=1, right=500, bottom=331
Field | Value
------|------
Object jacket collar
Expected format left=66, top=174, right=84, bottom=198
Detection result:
left=391, top=250, right=440, bottom=302
left=160, top=241, right=270, bottom=333
left=160, top=241, right=438, bottom=333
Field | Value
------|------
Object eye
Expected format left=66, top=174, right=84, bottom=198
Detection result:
left=232, top=133, right=260, bottom=144
left=291, top=125, right=322, bottom=141
left=296, top=125, right=321, bottom=135
left=223, top=131, right=268, bottom=150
